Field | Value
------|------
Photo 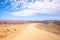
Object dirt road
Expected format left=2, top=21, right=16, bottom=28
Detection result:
left=1, top=23, right=60, bottom=40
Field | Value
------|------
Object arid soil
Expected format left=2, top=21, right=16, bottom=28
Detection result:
left=0, top=23, right=60, bottom=40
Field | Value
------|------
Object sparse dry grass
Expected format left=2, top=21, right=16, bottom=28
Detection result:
left=0, top=23, right=30, bottom=38
left=35, top=23, right=60, bottom=35
left=0, top=23, right=60, bottom=40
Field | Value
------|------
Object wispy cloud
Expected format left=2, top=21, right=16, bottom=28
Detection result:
left=10, top=9, right=38, bottom=16
left=7, top=0, right=60, bottom=16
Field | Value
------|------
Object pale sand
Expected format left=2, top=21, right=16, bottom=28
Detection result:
left=1, top=23, right=60, bottom=40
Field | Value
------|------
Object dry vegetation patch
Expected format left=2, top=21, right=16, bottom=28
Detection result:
left=35, top=23, right=60, bottom=35
left=0, top=23, right=29, bottom=38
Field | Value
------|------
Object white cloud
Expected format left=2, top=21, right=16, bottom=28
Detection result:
left=10, top=9, right=38, bottom=16
left=27, top=0, right=60, bottom=13
left=8, top=0, right=60, bottom=16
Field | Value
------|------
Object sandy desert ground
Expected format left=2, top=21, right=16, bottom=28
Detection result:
left=0, top=23, right=60, bottom=40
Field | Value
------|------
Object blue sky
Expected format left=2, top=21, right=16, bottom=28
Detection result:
left=0, top=0, right=60, bottom=20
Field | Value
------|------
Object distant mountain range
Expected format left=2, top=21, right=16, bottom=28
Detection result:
left=0, top=20, right=60, bottom=26
left=0, top=20, right=25, bottom=24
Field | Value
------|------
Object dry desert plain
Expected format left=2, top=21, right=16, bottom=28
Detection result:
left=0, top=21, right=60, bottom=40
